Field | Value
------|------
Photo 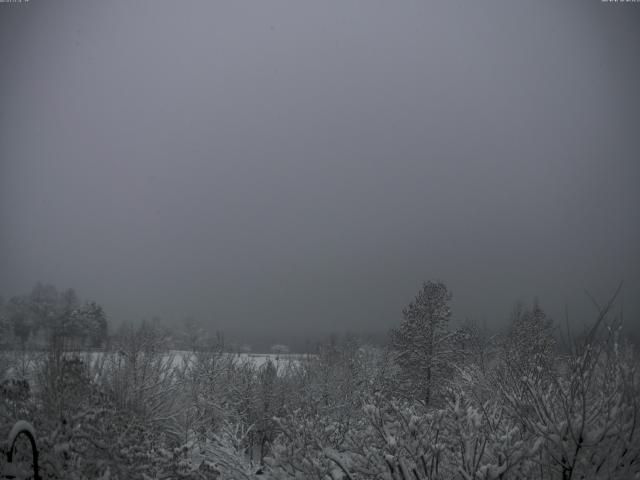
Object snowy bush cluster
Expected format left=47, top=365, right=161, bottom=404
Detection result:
left=1, top=282, right=639, bottom=479
left=265, top=308, right=639, bottom=479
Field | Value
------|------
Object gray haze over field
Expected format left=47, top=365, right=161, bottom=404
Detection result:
left=1, top=1, right=639, bottom=338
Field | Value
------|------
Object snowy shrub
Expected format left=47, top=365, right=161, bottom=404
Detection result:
left=1, top=285, right=638, bottom=480
left=497, top=329, right=640, bottom=478
left=98, top=321, right=187, bottom=443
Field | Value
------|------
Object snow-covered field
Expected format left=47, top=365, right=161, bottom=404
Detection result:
left=164, top=351, right=310, bottom=371
left=0, top=350, right=310, bottom=381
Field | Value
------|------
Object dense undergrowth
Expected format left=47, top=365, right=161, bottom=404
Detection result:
left=1, top=304, right=639, bottom=479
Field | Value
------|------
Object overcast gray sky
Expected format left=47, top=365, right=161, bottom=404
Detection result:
left=1, top=0, right=639, bottom=337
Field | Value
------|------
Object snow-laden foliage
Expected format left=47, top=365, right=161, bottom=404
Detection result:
left=265, top=291, right=639, bottom=479
left=1, top=282, right=639, bottom=479
left=495, top=325, right=640, bottom=478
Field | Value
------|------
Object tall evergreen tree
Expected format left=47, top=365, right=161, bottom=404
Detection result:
left=390, top=280, right=452, bottom=405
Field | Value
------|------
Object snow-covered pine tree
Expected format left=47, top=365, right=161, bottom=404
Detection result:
left=390, top=281, right=452, bottom=405
left=503, top=300, right=555, bottom=375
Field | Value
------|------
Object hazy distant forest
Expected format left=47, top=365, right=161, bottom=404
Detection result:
left=1, top=280, right=638, bottom=479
